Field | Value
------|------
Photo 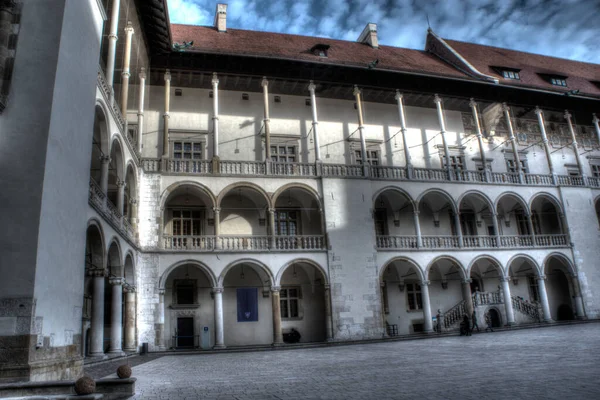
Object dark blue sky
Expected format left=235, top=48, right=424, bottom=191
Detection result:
left=167, top=0, right=600, bottom=64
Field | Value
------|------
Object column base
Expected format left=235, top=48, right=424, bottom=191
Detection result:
left=272, top=342, right=284, bottom=347
left=123, top=346, right=137, bottom=352
left=107, top=350, right=126, bottom=356
left=88, top=352, right=107, bottom=359
left=212, top=344, right=226, bottom=350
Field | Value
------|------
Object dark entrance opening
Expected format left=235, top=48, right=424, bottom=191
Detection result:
left=489, top=309, right=501, bottom=328
left=557, top=304, right=574, bottom=321
left=176, top=317, right=194, bottom=348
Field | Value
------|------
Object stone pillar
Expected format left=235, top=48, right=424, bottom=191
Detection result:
left=137, top=67, right=146, bottom=155
left=413, top=205, right=422, bottom=248
left=89, top=269, right=106, bottom=357
left=500, top=277, right=515, bottom=325
left=271, top=286, right=284, bottom=346
left=461, top=278, right=474, bottom=317
left=537, top=276, right=553, bottom=322
left=213, top=207, right=221, bottom=250
left=502, top=103, right=524, bottom=183
left=100, top=156, right=111, bottom=196
left=119, top=22, right=134, bottom=117
left=108, top=277, right=124, bottom=354
left=571, top=274, right=586, bottom=319
left=534, top=107, right=556, bottom=182
left=268, top=208, right=276, bottom=250
left=470, top=99, right=489, bottom=181
left=308, top=81, right=322, bottom=162
left=116, top=180, right=126, bottom=217
left=212, top=288, right=226, bottom=348
left=593, top=114, right=600, bottom=147
left=453, top=211, right=463, bottom=248
left=212, top=73, right=220, bottom=160
left=421, top=281, right=433, bottom=333
left=162, top=70, right=171, bottom=159
left=123, top=285, right=136, bottom=352
left=492, top=213, right=502, bottom=248
left=434, top=94, right=452, bottom=180
left=527, top=212, right=537, bottom=246
left=353, top=85, right=369, bottom=177
left=564, top=110, right=584, bottom=177
left=262, top=77, right=272, bottom=164
left=156, top=289, right=165, bottom=350
left=395, top=91, right=413, bottom=178
left=129, top=198, right=138, bottom=231
left=324, top=284, right=333, bottom=341
left=105, top=0, right=121, bottom=89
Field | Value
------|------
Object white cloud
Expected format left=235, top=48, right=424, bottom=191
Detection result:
left=167, top=0, right=211, bottom=26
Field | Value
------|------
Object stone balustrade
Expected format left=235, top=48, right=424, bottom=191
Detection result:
left=376, top=234, right=568, bottom=250
left=88, top=178, right=137, bottom=244
left=421, top=235, right=460, bottom=249
left=274, top=235, right=325, bottom=250
left=218, top=235, right=270, bottom=251
left=163, top=235, right=216, bottom=251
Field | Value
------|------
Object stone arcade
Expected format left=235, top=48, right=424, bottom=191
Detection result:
left=1, top=0, right=600, bottom=382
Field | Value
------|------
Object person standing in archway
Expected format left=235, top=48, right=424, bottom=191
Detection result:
left=472, top=309, right=480, bottom=333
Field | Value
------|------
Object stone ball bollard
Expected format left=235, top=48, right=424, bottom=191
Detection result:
left=117, top=364, right=132, bottom=379
left=74, top=376, right=96, bottom=395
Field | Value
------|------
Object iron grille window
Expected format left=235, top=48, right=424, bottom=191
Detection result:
left=442, top=155, right=465, bottom=170
left=406, top=283, right=423, bottom=311
left=271, top=145, right=296, bottom=162
left=173, top=141, right=202, bottom=159
left=355, top=149, right=379, bottom=165
left=280, top=287, right=300, bottom=318
left=506, top=158, right=528, bottom=174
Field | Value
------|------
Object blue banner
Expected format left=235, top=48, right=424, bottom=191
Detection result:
left=237, top=288, right=258, bottom=322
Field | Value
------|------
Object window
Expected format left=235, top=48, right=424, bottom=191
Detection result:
left=442, top=155, right=465, bottom=170
left=173, top=141, right=202, bottom=160
left=172, top=209, right=204, bottom=236
left=531, top=211, right=541, bottom=235
left=271, top=145, right=296, bottom=163
left=506, top=157, right=528, bottom=174
left=527, top=275, right=540, bottom=303
left=310, top=44, right=330, bottom=57
left=591, top=164, right=600, bottom=178
left=280, top=287, right=300, bottom=319
left=406, top=283, right=423, bottom=311
left=550, top=77, right=567, bottom=87
left=174, top=280, right=196, bottom=305
left=515, top=210, right=530, bottom=236
left=502, top=70, right=520, bottom=80
left=374, top=208, right=387, bottom=236
left=275, top=210, right=299, bottom=235
left=355, top=149, right=379, bottom=165
left=127, top=123, right=138, bottom=145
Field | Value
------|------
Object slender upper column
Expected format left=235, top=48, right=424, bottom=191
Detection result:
left=119, top=22, right=134, bottom=117
left=105, top=0, right=121, bottom=89
left=308, top=81, right=321, bottom=162
left=421, top=281, right=433, bottom=332
left=593, top=114, right=600, bottom=146
left=433, top=95, right=452, bottom=180
left=100, top=155, right=111, bottom=195
left=469, top=99, right=489, bottom=180
left=213, top=207, right=221, bottom=249
left=537, top=276, right=553, bottom=322
left=212, top=73, right=220, bottom=158
left=527, top=212, right=536, bottom=246
left=453, top=211, right=463, bottom=248
left=123, top=285, right=136, bottom=351
left=502, top=103, right=524, bottom=183
left=137, top=67, right=146, bottom=155
left=271, top=286, right=284, bottom=345
left=212, top=287, right=226, bottom=348
left=262, top=77, right=272, bottom=162
left=268, top=208, right=276, bottom=249
left=395, top=91, right=413, bottom=178
left=162, top=70, right=171, bottom=158
left=129, top=198, right=138, bottom=231
left=89, top=269, right=106, bottom=357
left=157, top=289, right=166, bottom=350
left=500, top=276, right=515, bottom=325
left=117, top=180, right=126, bottom=217
left=461, top=278, right=474, bottom=317
left=534, top=107, right=556, bottom=179
left=324, top=284, right=333, bottom=340
left=413, top=204, right=422, bottom=248
left=492, top=213, right=501, bottom=247
left=108, top=277, right=124, bottom=354
left=564, top=111, right=584, bottom=177
left=353, top=85, right=369, bottom=177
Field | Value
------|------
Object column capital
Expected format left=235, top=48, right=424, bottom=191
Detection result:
left=462, top=278, right=472, bottom=284
left=117, top=179, right=126, bottom=188
left=433, top=94, right=442, bottom=104
left=261, top=76, right=268, bottom=88
left=394, top=90, right=403, bottom=101
left=213, top=207, right=221, bottom=213
left=121, top=71, right=130, bottom=78
left=212, top=287, right=224, bottom=294
left=499, top=276, right=510, bottom=283
left=212, top=72, right=219, bottom=86
left=271, top=286, right=281, bottom=293
left=564, top=110, right=572, bottom=120
left=124, top=21, right=134, bottom=35
left=108, top=32, right=118, bottom=40
left=164, top=70, right=171, bottom=82
left=100, top=155, right=111, bottom=163
left=536, top=275, right=547, bottom=281
left=86, top=268, right=107, bottom=278
left=421, top=280, right=431, bottom=286
left=109, top=277, right=125, bottom=286
left=501, top=102, right=510, bottom=112
left=129, top=198, right=137, bottom=205
left=593, top=113, right=599, bottom=124
left=139, top=67, right=146, bottom=80
left=534, top=106, right=543, bottom=116
left=308, top=81, right=316, bottom=92
left=353, top=85, right=361, bottom=96
left=268, top=208, right=276, bottom=214
left=123, top=284, right=136, bottom=293
left=469, top=98, right=478, bottom=108
left=158, top=288, right=166, bottom=296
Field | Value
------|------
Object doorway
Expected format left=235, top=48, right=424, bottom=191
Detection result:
left=489, top=308, right=501, bottom=328
left=176, top=317, right=194, bottom=348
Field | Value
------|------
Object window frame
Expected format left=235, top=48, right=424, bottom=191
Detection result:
left=406, top=282, right=423, bottom=311
left=354, top=149, right=380, bottom=166
left=173, top=279, right=197, bottom=305
left=505, top=155, right=529, bottom=174
left=270, top=144, right=297, bottom=163
left=502, top=70, right=520, bottom=80
left=280, top=286, right=302, bottom=320
left=274, top=209, right=301, bottom=236
left=550, top=77, right=567, bottom=87
left=172, top=140, right=204, bottom=160
left=170, top=208, right=205, bottom=236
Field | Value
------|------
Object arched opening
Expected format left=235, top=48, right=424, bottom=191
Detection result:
left=470, top=257, right=505, bottom=325
left=221, top=262, right=273, bottom=346
left=427, top=258, right=466, bottom=330
left=162, top=263, right=215, bottom=349
left=162, top=184, right=215, bottom=250
left=273, top=187, right=324, bottom=250
left=83, top=223, right=104, bottom=357
left=530, top=195, right=565, bottom=246
left=123, top=253, right=135, bottom=286
left=459, top=192, right=495, bottom=247
left=90, top=106, right=108, bottom=185
left=278, top=261, right=327, bottom=343
left=544, top=255, right=577, bottom=321
left=419, top=191, right=459, bottom=248
left=108, top=139, right=124, bottom=209
left=124, top=164, right=137, bottom=225
left=381, top=259, right=425, bottom=335
left=496, top=194, right=531, bottom=246
left=105, top=241, right=122, bottom=352
left=219, top=186, right=270, bottom=250
left=123, top=253, right=136, bottom=352
left=487, top=308, right=502, bottom=328
left=373, top=189, right=416, bottom=248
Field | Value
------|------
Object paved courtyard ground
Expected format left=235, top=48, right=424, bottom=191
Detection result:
left=97, top=324, right=600, bottom=399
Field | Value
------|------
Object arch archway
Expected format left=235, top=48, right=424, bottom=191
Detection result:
left=530, top=194, right=565, bottom=244
left=107, top=138, right=125, bottom=209
left=458, top=191, right=496, bottom=246
left=418, top=189, right=459, bottom=247
left=273, top=186, right=324, bottom=250
left=90, top=105, right=110, bottom=185
left=543, top=254, right=581, bottom=320
left=373, top=187, right=416, bottom=248
left=495, top=193, right=531, bottom=244
left=83, top=221, right=104, bottom=357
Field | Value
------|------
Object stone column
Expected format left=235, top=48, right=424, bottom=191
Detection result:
left=271, top=286, right=284, bottom=346
left=324, top=284, right=333, bottom=341
left=500, top=277, right=515, bottom=325
left=564, top=110, right=584, bottom=177
left=413, top=205, right=422, bottom=248
left=162, top=70, right=171, bottom=159
left=571, top=274, right=586, bottom=319
left=129, top=198, right=138, bottom=231
left=89, top=269, right=106, bottom=357
left=527, top=212, right=537, bottom=246
left=453, top=211, right=463, bottom=248
left=470, top=99, right=489, bottom=181
left=212, top=288, right=226, bottom=348
left=537, top=276, right=553, bottom=322
left=308, top=81, right=322, bottom=162
left=434, top=94, right=452, bottom=180
left=268, top=208, right=276, bottom=250
left=119, top=22, right=134, bottom=117
left=137, top=67, right=146, bottom=155
left=212, top=73, right=220, bottom=162
left=421, top=281, right=433, bottom=333
left=108, top=277, right=124, bottom=354
left=593, top=114, right=600, bottom=147
left=156, top=289, right=166, bottom=350
left=395, top=91, right=413, bottom=178
left=105, top=0, right=121, bottom=89
left=492, top=213, right=502, bottom=248
left=117, top=180, right=126, bottom=217
left=100, top=156, right=111, bottom=196
left=502, top=103, right=524, bottom=183
left=353, top=86, right=369, bottom=177
left=123, top=285, right=136, bottom=352
left=213, top=207, right=221, bottom=250
left=534, top=107, right=556, bottom=182
left=262, top=77, right=272, bottom=165
left=461, top=278, right=474, bottom=317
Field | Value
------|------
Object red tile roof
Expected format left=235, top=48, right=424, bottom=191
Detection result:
left=171, top=24, right=471, bottom=80
left=444, top=39, right=600, bottom=97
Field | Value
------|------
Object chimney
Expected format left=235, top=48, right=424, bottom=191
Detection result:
left=214, top=3, right=227, bottom=32
left=357, top=23, right=378, bottom=48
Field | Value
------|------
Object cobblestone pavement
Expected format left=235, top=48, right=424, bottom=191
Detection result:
left=120, top=324, right=600, bottom=400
